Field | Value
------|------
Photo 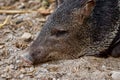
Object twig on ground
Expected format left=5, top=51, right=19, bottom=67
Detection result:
left=0, top=10, right=36, bottom=14
left=0, top=16, right=10, bottom=28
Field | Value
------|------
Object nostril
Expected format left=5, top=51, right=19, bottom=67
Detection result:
left=20, top=53, right=34, bottom=65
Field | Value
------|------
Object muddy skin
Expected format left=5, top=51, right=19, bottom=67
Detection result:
left=21, top=0, right=119, bottom=65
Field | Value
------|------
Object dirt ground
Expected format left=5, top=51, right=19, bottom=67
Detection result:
left=0, top=0, right=120, bottom=80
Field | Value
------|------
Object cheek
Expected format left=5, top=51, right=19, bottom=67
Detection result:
left=45, top=37, right=60, bottom=48
left=54, top=41, right=69, bottom=52
left=46, top=36, right=70, bottom=50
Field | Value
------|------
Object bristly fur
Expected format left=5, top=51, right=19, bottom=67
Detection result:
left=23, top=0, right=120, bottom=64
left=85, top=0, right=120, bottom=57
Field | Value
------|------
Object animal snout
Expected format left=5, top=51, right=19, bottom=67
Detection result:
left=20, top=52, right=34, bottom=65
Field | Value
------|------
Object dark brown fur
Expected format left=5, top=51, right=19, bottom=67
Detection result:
left=21, top=0, right=120, bottom=64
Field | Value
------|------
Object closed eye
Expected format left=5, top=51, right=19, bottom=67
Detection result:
left=56, top=30, right=68, bottom=37
left=51, top=29, right=68, bottom=37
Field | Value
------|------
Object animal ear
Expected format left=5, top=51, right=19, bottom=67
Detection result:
left=73, top=0, right=95, bottom=25
left=81, top=0, right=95, bottom=17
left=55, top=0, right=64, bottom=7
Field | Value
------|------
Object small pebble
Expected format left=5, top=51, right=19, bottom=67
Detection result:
left=53, top=78, right=56, bottom=80
left=3, top=66, right=9, bottom=72
left=21, top=32, right=32, bottom=41
left=10, top=64, right=15, bottom=69
left=26, top=73, right=33, bottom=76
left=16, top=60, right=21, bottom=64
left=20, top=68, right=26, bottom=74
left=1, top=73, right=7, bottom=78
left=39, top=18, right=46, bottom=22
left=14, top=66, right=18, bottom=70
left=19, top=74, right=24, bottom=78
left=29, top=67, right=35, bottom=72
left=47, top=66, right=59, bottom=72
left=6, top=74, right=12, bottom=79
left=101, top=65, right=106, bottom=70
left=17, top=3, right=25, bottom=9
left=111, top=71, right=120, bottom=80
left=0, top=45, right=4, bottom=49
left=39, top=68, right=48, bottom=73
left=41, top=63, right=49, bottom=67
